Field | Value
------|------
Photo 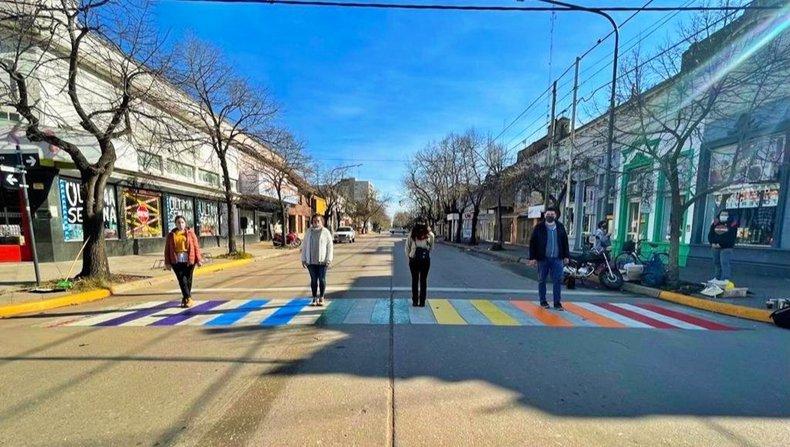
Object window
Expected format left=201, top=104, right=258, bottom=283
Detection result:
left=138, top=151, right=162, bottom=174
left=164, top=159, right=195, bottom=180
left=199, top=169, right=221, bottom=188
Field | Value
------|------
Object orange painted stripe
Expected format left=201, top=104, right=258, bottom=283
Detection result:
left=511, top=301, right=573, bottom=327
left=563, top=303, right=626, bottom=328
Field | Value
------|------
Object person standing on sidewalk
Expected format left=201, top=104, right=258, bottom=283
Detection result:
left=302, top=214, right=334, bottom=306
left=405, top=218, right=435, bottom=307
left=527, top=207, right=570, bottom=311
left=165, top=215, right=203, bottom=308
left=708, top=210, right=738, bottom=281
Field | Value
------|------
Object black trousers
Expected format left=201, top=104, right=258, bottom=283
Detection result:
left=409, top=257, right=430, bottom=304
left=172, top=263, right=195, bottom=299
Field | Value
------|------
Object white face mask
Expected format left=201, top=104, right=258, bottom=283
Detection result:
left=719, top=213, right=729, bottom=221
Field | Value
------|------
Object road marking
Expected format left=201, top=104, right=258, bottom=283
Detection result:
left=317, top=299, right=355, bottom=325
left=371, top=298, right=392, bottom=324
left=562, top=302, right=626, bottom=328
left=429, top=299, right=466, bottom=325
left=573, top=302, right=652, bottom=328
left=634, top=303, right=735, bottom=331
left=595, top=302, right=678, bottom=329
left=613, top=303, right=705, bottom=330
left=180, top=287, right=605, bottom=296
left=261, top=298, right=311, bottom=326
left=343, top=298, right=378, bottom=324
left=235, top=300, right=282, bottom=326
left=97, top=301, right=179, bottom=327
left=510, top=301, right=573, bottom=327
left=63, top=301, right=168, bottom=327
left=202, top=299, right=263, bottom=326
left=471, top=300, right=519, bottom=326
left=392, top=298, right=410, bottom=324
left=451, top=299, right=493, bottom=325
left=491, top=301, right=543, bottom=326
left=408, top=303, right=436, bottom=324
left=151, top=300, right=226, bottom=326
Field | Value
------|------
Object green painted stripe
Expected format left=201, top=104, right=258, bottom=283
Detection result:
left=316, top=299, right=355, bottom=325
left=393, top=299, right=411, bottom=324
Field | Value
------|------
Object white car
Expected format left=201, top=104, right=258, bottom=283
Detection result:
left=333, top=226, right=356, bottom=243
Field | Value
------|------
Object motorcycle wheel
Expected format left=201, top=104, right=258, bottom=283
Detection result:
left=600, top=269, right=624, bottom=290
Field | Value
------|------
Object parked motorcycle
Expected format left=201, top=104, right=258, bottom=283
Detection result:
left=273, top=231, right=302, bottom=248
left=563, top=248, right=624, bottom=290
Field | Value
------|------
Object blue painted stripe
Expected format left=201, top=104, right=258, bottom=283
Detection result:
left=261, top=298, right=311, bottom=326
left=408, top=303, right=436, bottom=324
left=493, top=301, right=543, bottom=326
left=371, top=299, right=391, bottom=324
left=392, top=299, right=411, bottom=324
left=343, top=299, right=378, bottom=324
left=450, top=300, right=489, bottom=325
left=205, top=299, right=268, bottom=326
left=317, top=299, right=355, bottom=325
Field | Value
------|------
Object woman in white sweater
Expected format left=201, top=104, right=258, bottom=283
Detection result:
left=301, top=214, right=334, bottom=306
left=405, top=218, right=435, bottom=307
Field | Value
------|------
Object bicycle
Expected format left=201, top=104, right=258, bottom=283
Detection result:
left=614, top=238, right=670, bottom=272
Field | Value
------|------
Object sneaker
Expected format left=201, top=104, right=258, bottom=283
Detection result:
left=540, top=302, right=550, bottom=309
left=317, top=297, right=325, bottom=307
left=184, top=298, right=194, bottom=308
left=553, top=304, right=565, bottom=311
left=310, top=298, right=318, bottom=306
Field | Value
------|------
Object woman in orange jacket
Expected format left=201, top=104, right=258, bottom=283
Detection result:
left=164, top=215, right=203, bottom=307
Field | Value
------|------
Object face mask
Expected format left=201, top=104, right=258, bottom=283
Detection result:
left=545, top=216, right=556, bottom=224
left=719, top=213, right=729, bottom=221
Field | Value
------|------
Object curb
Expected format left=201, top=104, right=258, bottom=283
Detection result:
left=0, top=255, right=266, bottom=319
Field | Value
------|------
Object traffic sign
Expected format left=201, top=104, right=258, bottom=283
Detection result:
left=22, top=153, right=39, bottom=168
left=4, top=173, right=20, bottom=189
left=0, top=151, right=39, bottom=168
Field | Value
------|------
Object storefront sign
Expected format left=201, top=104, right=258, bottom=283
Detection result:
left=164, top=194, right=195, bottom=232
left=58, top=178, right=118, bottom=241
left=123, top=189, right=162, bottom=238
left=196, top=200, right=219, bottom=236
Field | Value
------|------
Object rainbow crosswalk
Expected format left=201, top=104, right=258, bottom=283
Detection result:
left=44, top=298, right=738, bottom=331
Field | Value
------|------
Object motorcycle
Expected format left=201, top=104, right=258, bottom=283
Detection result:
left=564, top=247, right=624, bottom=290
left=273, top=231, right=302, bottom=248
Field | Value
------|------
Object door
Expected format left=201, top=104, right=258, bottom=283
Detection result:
left=627, top=200, right=641, bottom=243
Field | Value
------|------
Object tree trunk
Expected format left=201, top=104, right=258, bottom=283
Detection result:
left=491, top=191, right=504, bottom=251
left=666, top=169, right=683, bottom=288
left=77, top=162, right=112, bottom=278
left=280, top=204, right=288, bottom=237
left=219, top=156, right=237, bottom=254
left=469, top=204, right=480, bottom=245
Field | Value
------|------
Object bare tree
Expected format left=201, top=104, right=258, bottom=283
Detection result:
left=169, top=36, right=278, bottom=254
left=313, top=164, right=354, bottom=231
left=348, top=189, right=390, bottom=234
left=0, top=0, right=171, bottom=278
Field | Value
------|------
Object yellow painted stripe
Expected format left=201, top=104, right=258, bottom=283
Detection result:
left=429, top=299, right=466, bottom=325
left=0, top=288, right=111, bottom=318
left=658, top=291, right=773, bottom=324
left=471, top=300, right=519, bottom=326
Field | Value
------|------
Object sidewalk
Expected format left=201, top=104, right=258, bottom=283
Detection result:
left=0, top=242, right=294, bottom=306
left=441, top=240, right=778, bottom=312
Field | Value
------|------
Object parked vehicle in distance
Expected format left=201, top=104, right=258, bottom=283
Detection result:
left=334, top=226, right=356, bottom=243
left=389, top=227, right=408, bottom=236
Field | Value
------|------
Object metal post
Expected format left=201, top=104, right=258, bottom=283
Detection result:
left=599, top=14, right=620, bottom=223
left=544, top=80, right=557, bottom=207
left=16, top=144, right=40, bottom=286
left=565, top=57, right=579, bottom=216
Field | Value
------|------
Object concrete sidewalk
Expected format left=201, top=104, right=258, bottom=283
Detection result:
left=442, top=239, right=778, bottom=311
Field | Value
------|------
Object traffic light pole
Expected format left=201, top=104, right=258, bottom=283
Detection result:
left=16, top=144, right=41, bottom=286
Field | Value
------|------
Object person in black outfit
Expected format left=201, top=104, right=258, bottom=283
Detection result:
left=405, top=219, right=435, bottom=307
left=527, top=207, right=570, bottom=310
left=708, top=210, right=738, bottom=281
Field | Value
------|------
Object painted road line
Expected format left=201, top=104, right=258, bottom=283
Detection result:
left=316, top=299, right=355, bottom=325
left=408, top=303, right=437, bottom=324
left=510, top=301, right=573, bottom=327
left=429, top=299, right=466, bottom=325
left=151, top=300, right=226, bottom=326
left=471, top=300, right=519, bottom=326
left=539, top=302, right=597, bottom=327
left=261, top=298, right=312, bottom=326
left=573, top=302, right=653, bottom=328
left=121, top=302, right=192, bottom=326
left=492, top=301, right=544, bottom=326
left=393, top=299, right=411, bottom=324
left=97, top=301, right=179, bottom=327
left=451, top=300, right=489, bottom=325
left=204, top=300, right=267, bottom=327
left=634, top=303, right=735, bottom=331
left=186, top=287, right=605, bottom=296
left=235, top=300, right=283, bottom=326
left=562, top=302, right=626, bottom=328
left=178, top=300, right=247, bottom=326
left=343, top=298, right=378, bottom=324
left=614, top=303, right=706, bottom=330
left=595, top=302, right=678, bottom=329
left=64, top=301, right=166, bottom=327
left=290, top=304, right=326, bottom=325
left=371, top=298, right=391, bottom=324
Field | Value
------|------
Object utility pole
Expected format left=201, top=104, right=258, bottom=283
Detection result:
left=16, top=144, right=41, bottom=286
left=544, top=80, right=557, bottom=209
left=565, top=57, right=579, bottom=221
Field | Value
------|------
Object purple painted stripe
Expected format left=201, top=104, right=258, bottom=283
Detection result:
left=97, top=301, right=179, bottom=327
left=150, top=300, right=226, bottom=326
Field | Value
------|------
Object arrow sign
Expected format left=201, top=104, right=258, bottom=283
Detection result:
left=24, top=155, right=37, bottom=167
left=4, top=173, right=19, bottom=188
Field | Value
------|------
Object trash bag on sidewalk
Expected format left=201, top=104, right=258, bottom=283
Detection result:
left=641, top=256, right=666, bottom=288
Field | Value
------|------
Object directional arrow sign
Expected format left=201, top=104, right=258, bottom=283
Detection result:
left=24, top=154, right=39, bottom=168
left=4, top=173, right=20, bottom=189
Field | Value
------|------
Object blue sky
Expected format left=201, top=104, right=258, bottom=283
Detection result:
left=153, top=0, right=699, bottom=213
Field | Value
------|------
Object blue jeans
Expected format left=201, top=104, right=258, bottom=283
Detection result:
left=307, top=264, right=327, bottom=298
left=538, top=257, right=564, bottom=306
left=713, top=248, right=733, bottom=280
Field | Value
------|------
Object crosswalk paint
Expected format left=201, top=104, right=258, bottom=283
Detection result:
left=49, top=298, right=736, bottom=331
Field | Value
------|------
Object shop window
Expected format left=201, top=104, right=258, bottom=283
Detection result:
left=138, top=150, right=162, bottom=174
left=164, top=159, right=195, bottom=180
left=199, top=169, right=221, bottom=188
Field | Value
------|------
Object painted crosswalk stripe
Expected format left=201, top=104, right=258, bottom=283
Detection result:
left=371, top=298, right=391, bottom=324
left=562, top=302, right=626, bottom=328
left=573, top=302, right=652, bottom=328
left=235, top=300, right=283, bottom=326
left=151, top=300, right=226, bottom=326
left=97, top=301, right=179, bottom=327
left=291, top=304, right=326, bottom=325
left=408, top=303, right=437, bottom=324
left=179, top=300, right=248, bottom=326
left=343, top=298, right=378, bottom=324
left=65, top=301, right=167, bottom=327
left=471, top=300, right=519, bottom=326
left=511, top=301, right=573, bottom=327
left=429, top=299, right=466, bottom=325
left=492, top=301, right=543, bottom=326
left=451, top=299, right=489, bottom=325
left=316, top=299, right=355, bottom=325
left=261, top=298, right=311, bottom=326
left=392, top=299, right=411, bottom=324
left=634, top=303, right=734, bottom=331
left=595, top=302, right=678, bottom=329
left=613, top=303, right=705, bottom=330
left=121, top=302, right=193, bottom=326
left=204, top=299, right=268, bottom=327
left=540, top=302, right=597, bottom=327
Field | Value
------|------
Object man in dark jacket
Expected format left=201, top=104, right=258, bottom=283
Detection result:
left=528, top=207, right=570, bottom=310
left=708, top=210, right=738, bottom=281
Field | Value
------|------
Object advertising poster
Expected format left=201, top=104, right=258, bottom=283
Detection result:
left=164, top=194, right=195, bottom=232
left=58, top=178, right=118, bottom=241
left=197, top=200, right=219, bottom=236
left=123, top=189, right=162, bottom=238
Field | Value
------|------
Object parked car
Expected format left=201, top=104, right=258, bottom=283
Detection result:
left=389, top=227, right=408, bottom=236
left=333, top=226, right=356, bottom=243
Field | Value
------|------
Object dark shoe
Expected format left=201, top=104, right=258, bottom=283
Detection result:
left=540, top=302, right=550, bottom=309
left=553, top=304, right=565, bottom=311
left=180, top=298, right=188, bottom=308
left=412, top=300, right=419, bottom=307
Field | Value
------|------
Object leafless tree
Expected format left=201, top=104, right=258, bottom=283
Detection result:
left=0, top=0, right=172, bottom=278
left=313, top=164, right=354, bottom=231
left=348, top=189, right=390, bottom=234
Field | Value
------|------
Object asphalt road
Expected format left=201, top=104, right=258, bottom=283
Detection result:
left=0, top=234, right=788, bottom=446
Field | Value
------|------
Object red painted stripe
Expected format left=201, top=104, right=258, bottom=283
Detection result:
left=634, top=303, right=735, bottom=331
left=594, top=303, right=678, bottom=329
